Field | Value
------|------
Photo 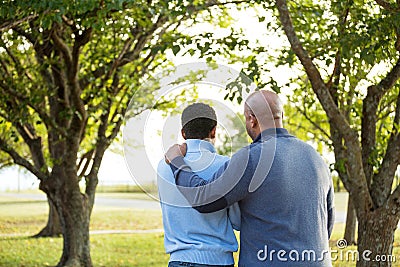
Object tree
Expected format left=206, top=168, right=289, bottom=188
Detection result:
left=0, top=1, right=251, bottom=266
left=256, top=0, right=400, bottom=266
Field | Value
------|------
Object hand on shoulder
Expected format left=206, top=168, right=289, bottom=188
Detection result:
left=165, top=143, right=187, bottom=164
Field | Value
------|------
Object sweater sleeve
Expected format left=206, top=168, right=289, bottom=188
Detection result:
left=170, top=146, right=254, bottom=213
left=227, top=203, right=241, bottom=231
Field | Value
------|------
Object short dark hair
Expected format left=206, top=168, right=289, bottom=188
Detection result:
left=181, top=103, right=217, bottom=139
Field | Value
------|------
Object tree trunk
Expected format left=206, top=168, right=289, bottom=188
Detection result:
left=356, top=210, right=399, bottom=267
left=41, top=167, right=94, bottom=267
left=33, top=197, right=62, bottom=238
left=344, top=196, right=357, bottom=245
left=51, top=187, right=92, bottom=267
left=336, top=178, right=341, bottom=192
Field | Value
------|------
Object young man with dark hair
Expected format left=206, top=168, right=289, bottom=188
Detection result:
left=157, top=103, right=240, bottom=267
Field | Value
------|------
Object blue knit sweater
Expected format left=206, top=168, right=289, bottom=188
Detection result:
left=158, top=139, right=241, bottom=265
left=171, top=128, right=335, bottom=267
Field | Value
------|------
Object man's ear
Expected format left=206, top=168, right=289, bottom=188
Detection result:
left=210, top=126, right=217, bottom=139
left=181, top=129, right=187, bottom=140
left=250, top=114, right=258, bottom=128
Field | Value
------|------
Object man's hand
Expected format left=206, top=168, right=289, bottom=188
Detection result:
left=165, top=143, right=187, bottom=164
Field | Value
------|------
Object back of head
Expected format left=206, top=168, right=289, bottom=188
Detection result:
left=245, top=90, right=284, bottom=129
left=181, top=103, right=217, bottom=139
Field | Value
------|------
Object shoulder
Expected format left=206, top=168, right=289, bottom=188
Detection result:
left=288, top=138, right=327, bottom=165
left=157, top=159, right=172, bottom=175
left=292, top=137, right=321, bottom=154
left=213, top=153, right=230, bottom=164
left=157, top=159, right=175, bottom=184
left=212, top=145, right=254, bottom=165
left=228, top=144, right=254, bottom=165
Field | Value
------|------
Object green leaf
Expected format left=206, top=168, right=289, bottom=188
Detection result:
left=172, top=45, right=180, bottom=56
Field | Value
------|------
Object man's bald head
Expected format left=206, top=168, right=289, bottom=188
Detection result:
left=244, top=90, right=284, bottom=139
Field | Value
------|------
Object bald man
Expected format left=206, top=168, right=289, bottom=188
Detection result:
left=166, top=90, right=335, bottom=267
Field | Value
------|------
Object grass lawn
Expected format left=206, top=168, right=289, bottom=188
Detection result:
left=1, top=192, right=400, bottom=266
left=0, top=234, right=168, bottom=266
left=0, top=195, right=162, bottom=235
left=0, top=192, right=166, bottom=266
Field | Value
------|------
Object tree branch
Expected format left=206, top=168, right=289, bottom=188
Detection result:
left=84, top=98, right=113, bottom=199
left=0, top=13, right=39, bottom=32
left=13, top=26, right=56, bottom=93
left=294, top=104, right=331, bottom=139
left=105, top=38, right=135, bottom=85
left=276, top=0, right=355, bottom=140
left=286, top=121, right=329, bottom=145
left=3, top=45, right=25, bottom=77
left=0, top=137, right=47, bottom=181
left=0, top=93, right=49, bottom=178
left=0, top=159, right=13, bottom=170
left=61, top=15, right=78, bottom=33
left=14, top=122, right=49, bottom=177
left=326, top=4, right=349, bottom=92
left=12, top=26, right=37, bottom=45
left=77, top=149, right=95, bottom=178
left=0, top=82, right=67, bottom=137
left=195, top=0, right=249, bottom=9
left=120, top=14, right=169, bottom=66
left=50, top=24, right=73, bottom=70
left=79, top=0, right=231, bottom=92
left=362, top=57, right=400, bottom=192
left=52, top=22, right=86, bottom=127
left=375, top=88, right=400, bottom=206
left=80, top=17, right=168, bottom=105
left=375, top=0, right=400, bottom=12
left=72, top=28, right=92, bottom=75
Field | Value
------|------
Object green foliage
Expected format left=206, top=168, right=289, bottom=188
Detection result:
left=285, top=79, right=331, bottom=152
left=373, top=84, right=400, bottom=171
left=224, top=70, right=254, bottom=104
left=267, top=0, right=400, bottom=177
left=0, top=0, right=254, bottom=180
